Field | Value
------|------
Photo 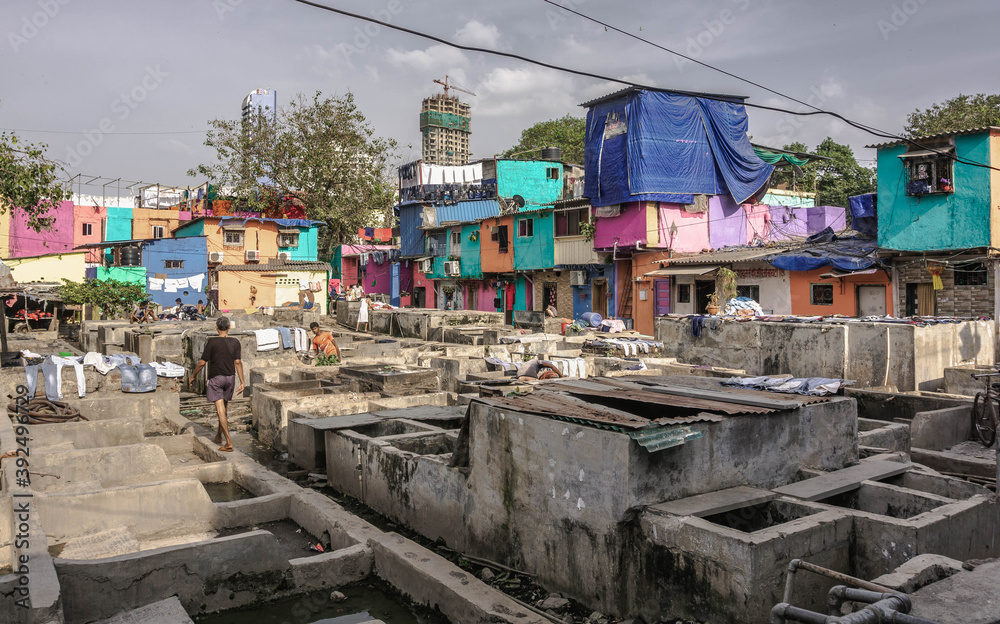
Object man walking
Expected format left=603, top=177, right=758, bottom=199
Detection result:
left=189, top=317, right=244, bottom=452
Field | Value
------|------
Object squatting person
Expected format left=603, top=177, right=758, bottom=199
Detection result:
left=189, top=317, right=244, bottom=452
left=310, top=322, right=342, bottom=363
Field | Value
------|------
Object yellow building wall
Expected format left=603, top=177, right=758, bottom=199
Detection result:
left=204, top=219, right=281, bottom=262
left=4, top=252, right=87, bottom=284
left=217, top=271, right=276, bottom=312
left=990, top=130, right=1000, bottom=250
left=276, top=271, right=328, bottom=315
left=132, top=208, right=181, bottom=240
left=0, top=210, right=10, bottom=258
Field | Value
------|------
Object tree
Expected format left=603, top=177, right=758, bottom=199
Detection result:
left=769, top=138, right=875, bottom=208
left=502, top=115, right=586, bottom=164
left=189, top=92, right=399, bottom=258
left=58, top=278, right=147, bottom=319
left=904, top=93, right=1000, bottom=137
left=0, top=131, right=70, bottom=232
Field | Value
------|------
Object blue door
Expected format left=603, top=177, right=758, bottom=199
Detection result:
left=572, top=286, right=591, bottom=320
left=390, top=263, right=400, bottom=307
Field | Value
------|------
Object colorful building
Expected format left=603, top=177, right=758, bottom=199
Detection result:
left=8, top=200, right=75, bottom=259
left=4, top=251, right=87, bottom=284
left=73, top=204, right=107, bottom=264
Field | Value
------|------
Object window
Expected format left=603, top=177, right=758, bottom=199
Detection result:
left=278, top=232, right=299, bottom=248
left=151, top=226, right=165, bottom=239
left=518, top=219, right=534, bottom=237
left=451, top=231, right=462, bottom=247
left=955, top=263, right=988, bottom=286
left=81, top=223, right=93, bottom=236
left=555, top=208, right=588, bottom=237
left=903, top=149, right=954, bottom=195
left=810, top=284, right=834, bottom=305
left=677, top=283, right=691, bottom=304
left=546, top=167, right=559, bottom=180
left=491, top=227, right=499, bottom=242
left=224, top=230, right=244, bottom=247
left=736, top=285, right=760, bottom=301
left=164, top=260, right=184, bottom=269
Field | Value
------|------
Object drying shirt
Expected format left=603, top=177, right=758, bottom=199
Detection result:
left=201, top=336, right=242, bottom=377
left=311, top=331, right=338, bottom=356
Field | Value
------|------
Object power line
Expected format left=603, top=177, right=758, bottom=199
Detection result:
left=1, top=128, right=207, bottom=136
left=285, top=0, right=1000, bottom=173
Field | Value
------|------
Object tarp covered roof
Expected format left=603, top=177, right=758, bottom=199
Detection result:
left=769, top=229, right=883, bottom=272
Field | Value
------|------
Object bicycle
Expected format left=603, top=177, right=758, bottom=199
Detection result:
left=970, top=371, right=1000, bottom=447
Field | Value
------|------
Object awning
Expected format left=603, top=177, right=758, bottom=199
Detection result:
left=819, top=268, right=880, bottom=279
left=898, top=147, right=955, bottom=159
left=644, top=266, right=717, bottom=277
left=278, top=228, right=300, bottom=235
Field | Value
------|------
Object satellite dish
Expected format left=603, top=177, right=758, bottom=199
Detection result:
left=512, top=195, right=525, bottom=208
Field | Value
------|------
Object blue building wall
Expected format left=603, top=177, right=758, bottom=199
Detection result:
left=513, top=211, right=555, bottom=271
left=142, top=236, right=208, bottom=308
left=105, top=207, right=134, bottom=241
left=460, top=224, right=482, bottom=279
left=877, top=133, right=992, bottom=251
left=398, top=204, right=426, bottom=258
left=497, top=160, right=563, bottom=207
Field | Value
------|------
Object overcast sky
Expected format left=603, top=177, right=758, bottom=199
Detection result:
left=2, top=0, right=997, bottom=195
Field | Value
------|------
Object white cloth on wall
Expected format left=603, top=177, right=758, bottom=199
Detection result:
left=293, top=328, right=309, bottom=352
left=175, top=277, right=189, bottom=289
left=188, top=274, right=204, bottom=291
left=164, top=279, right=180, bottom=293
left=149, top=361, right=185, bottom=378
left=148, top=278, right=164, bottom=291
left=253, top=329, right=280, bottom=351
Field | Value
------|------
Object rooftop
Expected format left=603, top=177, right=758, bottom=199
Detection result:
left=579, top=86, right=749, bottom=109
left=865, top=126, right=1000, bottom=149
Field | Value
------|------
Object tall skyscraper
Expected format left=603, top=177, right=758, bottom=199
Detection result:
left=242, top=89, right=277, bottom=123
left=420, top=93, right=470, bottom=166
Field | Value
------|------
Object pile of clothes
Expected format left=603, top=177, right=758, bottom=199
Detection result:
left=586, top=338, right=662, bottom=356
left=721, top=375, right=852, bottom=396
left=723, top=297, right=764, bottom=317
left=21, top=351, right=164, bottom=400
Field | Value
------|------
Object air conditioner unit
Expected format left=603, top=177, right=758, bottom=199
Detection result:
left=208, top=251, right=224, bottom=264
left=277, top=251, right=291, bottom=262
left=444, top=261, right=460, bottom=276
left=570, top=270, right=587, bottom=286
left=418, top=259, right=433, bottom=273
left=245, top=250, right=260, bottom=262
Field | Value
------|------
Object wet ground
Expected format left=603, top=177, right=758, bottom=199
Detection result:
left=193, top=581, right=447, bottom=624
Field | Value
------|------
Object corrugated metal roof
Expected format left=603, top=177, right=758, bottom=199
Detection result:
left=435, top=200, right=499, bottom=224
left=579, top=86, right=748, bottom=108
left=217, top=261, right=331, bottom=272
left=865, top=126, right=1000, bottom=149
left=662, top=245, right=801, bottom=266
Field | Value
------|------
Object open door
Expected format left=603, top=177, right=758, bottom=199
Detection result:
left=592, top=280, right=608, bottom=318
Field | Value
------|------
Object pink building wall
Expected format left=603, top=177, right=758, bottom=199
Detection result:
left=657, top=203, right=710, bottom=253
left=412, top=263, right=436, bottom=309
left=593, top=201, right=648, bottom=249
left=73, top=204, right=108, bottom=263
left=476, top=282, right=497, bottom=312
left=8, top=200, right=75, bottom=259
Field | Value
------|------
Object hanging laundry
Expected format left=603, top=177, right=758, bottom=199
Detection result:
left=164, top=279, right=180, bottom=293
left=253, top=328, right=280, bottom=351
left=148, top=278, right=164, bottom=291
left=188, top=274, right=204, bottom=291
left=364, top=227, right=375, bottom=238
left=276, top=327, right=293, bottom=349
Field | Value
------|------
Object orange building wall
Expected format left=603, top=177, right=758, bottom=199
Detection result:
left=789, top=268, right=893, bottom=316
left=132, top=208, right=181, bottom=241
left=630, top=251, right=669, bottom=336
left=203, top=219, right=281, bottom=262
left=217, top=271, right=276, bottom=311
left=480, top=216, right=514, bottom=274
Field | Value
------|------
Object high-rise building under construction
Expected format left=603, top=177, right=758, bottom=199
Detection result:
left=420, top=91, right=471, bottom=166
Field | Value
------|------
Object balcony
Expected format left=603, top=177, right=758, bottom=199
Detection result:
left=555, top=236, right=600, bottom=266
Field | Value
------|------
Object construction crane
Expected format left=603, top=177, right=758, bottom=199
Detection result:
left=433, top=75, right=476, bottom=98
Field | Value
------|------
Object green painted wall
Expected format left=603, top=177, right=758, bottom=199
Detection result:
left=105, top=207, right=134, bottom=242
left=460, top=224, right=482, bottom=278
left=173, top=219, right=205, bottom=238
left=513, top=211, right=555, bottom=271
left=877, top=133, right=992, bottom=251
left=96, top=266, right=146, bottom=285
left=497, top=160, right=563, bottom=207
left=428, top=256, right=447, bottom=280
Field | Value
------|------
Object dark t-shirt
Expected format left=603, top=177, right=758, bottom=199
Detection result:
left=201, top=337, right=241, bottom=378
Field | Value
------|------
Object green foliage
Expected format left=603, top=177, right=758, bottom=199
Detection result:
left=58, top=278, right=148, bottom=319
left=769, top=138, right=875, bottom=209
left=580, top=221, right=596, bottom=242
left=189, top=91, right=399, bottom=256
left=716, top=267, right=738, bottom=304
left=905, top=93, right=1000, bottom=137
left=502, top=115, right=585, bottom=164
left=315, top=353, right=339, bottom=366
left=0, top=131, right=70, bottom=232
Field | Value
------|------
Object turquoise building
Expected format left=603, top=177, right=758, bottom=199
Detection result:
left=512, top=209, right=555, bottom=272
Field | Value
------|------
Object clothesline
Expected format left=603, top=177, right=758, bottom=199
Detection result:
left=148, top=274, right=206, bottom=293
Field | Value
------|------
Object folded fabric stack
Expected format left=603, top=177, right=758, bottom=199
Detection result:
left=588, top=338, right=662, bottom=356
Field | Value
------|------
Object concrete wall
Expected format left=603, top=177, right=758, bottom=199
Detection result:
left=654, top=317, right=994, bottom=391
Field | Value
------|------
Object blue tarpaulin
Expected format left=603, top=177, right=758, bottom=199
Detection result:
left=584, top=90, right=774, bottom=207
left=848, top=193, right=877, bottom=237
left=769, top=233, right=882, bottom=272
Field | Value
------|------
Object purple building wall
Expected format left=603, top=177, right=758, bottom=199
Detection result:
left=8, top=200, right=75, bottom=258
left=806, top=206, right=847, bottom=232
left=708, top=195, right=746, bottom=249
left=593, top=202, right=647, bottom=249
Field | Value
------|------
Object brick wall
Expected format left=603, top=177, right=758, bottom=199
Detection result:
left=533, top=271, right=574, bottom=318
left=895, top=258, right=995, bottom=317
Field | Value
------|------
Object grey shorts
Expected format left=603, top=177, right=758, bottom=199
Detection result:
left=207, top=375, right=235, bottom=402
